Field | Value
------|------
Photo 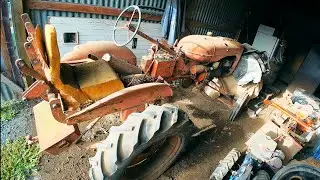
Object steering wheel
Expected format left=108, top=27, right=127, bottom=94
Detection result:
left=113, top=5, right=141, bottom=47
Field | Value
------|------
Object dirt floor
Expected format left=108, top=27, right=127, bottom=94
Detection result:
left=2, top=86, right=319, bottom=180
left=38, top=86, right=265, bottom=180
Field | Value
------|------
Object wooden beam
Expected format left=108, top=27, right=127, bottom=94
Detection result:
left=1, top=19, right=14, bottom=80
left=10, top=0, right=34, bottom=87
left=1, top=1, right=25, bottom=88
left=26, top=0, right=162, bottom=22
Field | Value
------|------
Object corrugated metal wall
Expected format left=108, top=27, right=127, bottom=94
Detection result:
left=1, top=83, right=20, bottom=103
left=186, top=0, right=247, bottom=38
left=1, top=1, right=22, bottom=103
left=29, top=0, right=167, bottom=28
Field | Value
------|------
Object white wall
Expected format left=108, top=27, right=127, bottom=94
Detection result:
left=48, top=16, right=162, bottom=62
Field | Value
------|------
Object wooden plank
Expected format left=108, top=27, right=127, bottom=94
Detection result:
left=1, top=73, right=23, bottom=93
left=11, top=0, right=34, bottom=87
left=0, top=20, right=14, bottom=80
left=26, top=0, right=162, bottom=22
left=1, top=1, right=25, bottom=88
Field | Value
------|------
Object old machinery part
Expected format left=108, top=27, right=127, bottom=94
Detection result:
left=229, top=92, right=249, bottom=121
left=33, top=101, right=80, bottom=155
left=190, top=65, right=207, bottom=75
left=271, top=163, right=320, bottom=180
left=120, top=74, right=154, bottom=87
left=89, top=104, right=194, bottom=179
left=113, top=5, right=141, bottom=46
left=210, top=148, right=241, bottom=180
left=22, top=80, right=49, bottom=101
left=15, top=59, right=46, bottom=81
left=127, top=23, right=176, bottom=55
left=204, top=85, right=221, bottom=99
left=61, top=41, right=137, bottom=65
left=177, top=35, right=244, bottom=72
left=263, top=98, right=314, bottom=132
left=21, top=14, right=48, bottom=76
left=229, top=154, right=254, bottom=180
left=45, top=24, right=91, bottom=107
left=101, top=54, right=142, bottom=75
left=66, top=83, right=173, bottom=124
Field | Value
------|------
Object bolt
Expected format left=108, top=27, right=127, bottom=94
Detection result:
left=17, top=60, right=25, bottom=67
left=52, top=103, right=59, bottom=108
left=32, top=60, right=39, bottom=64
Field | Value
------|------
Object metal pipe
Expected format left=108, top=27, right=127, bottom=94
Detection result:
left=128, top=25, right=177, bottom=56
left=101, top=54, right=142, bottom=75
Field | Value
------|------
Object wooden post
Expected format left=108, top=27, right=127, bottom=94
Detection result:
left=1, top=20, right=14, bottom=80
left=1, top=1, right=25, bottom=88
left=26, top=0, right=162, bottom=21
left=10, top=0, right=34, bottom=87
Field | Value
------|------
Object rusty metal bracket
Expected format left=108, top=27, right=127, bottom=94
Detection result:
left=48, top=93, right=68, bottom=123
left=16, top=59, right=46, bottom=81
left=21, top=14, right=48, bottom=76
left=22, top=80, right=49, bottom=101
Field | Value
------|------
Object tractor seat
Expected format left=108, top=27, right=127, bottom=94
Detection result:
left=44, top=25, right=124, bottom=109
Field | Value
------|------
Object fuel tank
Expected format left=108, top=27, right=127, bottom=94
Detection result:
left=177, top=35, right=244, bottom=63
left=61, top=41, right=137, bottom=65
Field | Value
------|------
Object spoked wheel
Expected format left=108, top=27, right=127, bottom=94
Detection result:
left=113, top=5, right=142, bottom=47
left=89, top=104, right=194, bottom=180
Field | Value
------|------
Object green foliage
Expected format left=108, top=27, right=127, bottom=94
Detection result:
left=0, top=100, right=24, bottom=121
left=1, top=137, right=41, bottom=180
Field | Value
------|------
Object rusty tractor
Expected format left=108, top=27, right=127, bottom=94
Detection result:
left=16, top=5, right=266, bottom=179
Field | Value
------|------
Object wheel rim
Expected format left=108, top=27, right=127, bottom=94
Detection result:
left=289, top=176, right=303, bottom=180
left=121, top=135, right=183, bottom=179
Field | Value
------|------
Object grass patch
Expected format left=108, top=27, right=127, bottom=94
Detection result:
left=1, top=137, right=41, bottom=180
left=0, top=100, right=24, bottom=121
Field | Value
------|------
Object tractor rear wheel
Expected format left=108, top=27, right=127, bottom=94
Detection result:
left=89, top=104, right=194, bottom=180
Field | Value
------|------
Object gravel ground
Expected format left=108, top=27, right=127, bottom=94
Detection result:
left=38, top=113, right=123, bottom=180
left=1, top=100, right=37, bottom=144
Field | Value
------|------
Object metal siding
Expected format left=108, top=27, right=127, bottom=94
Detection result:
left=186, top=0, right=246, bottom=38
left=30, top=0, right=167, bottom=28
left=1, top=83, right=20, bottom=103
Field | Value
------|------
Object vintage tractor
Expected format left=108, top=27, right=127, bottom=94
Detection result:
left=17, top=5, right=266, bottom=179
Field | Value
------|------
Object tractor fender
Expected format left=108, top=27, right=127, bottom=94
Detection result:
left=66, top=83, right=173, bottom=124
